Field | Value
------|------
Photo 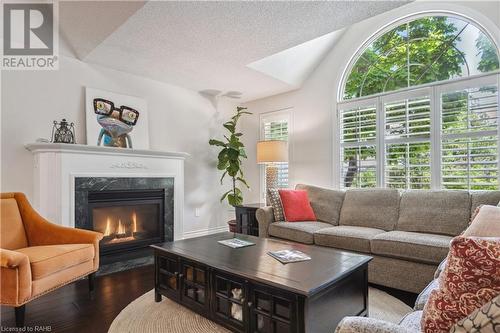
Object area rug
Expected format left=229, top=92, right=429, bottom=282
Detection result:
left=108, top=287, right=412, bottom=333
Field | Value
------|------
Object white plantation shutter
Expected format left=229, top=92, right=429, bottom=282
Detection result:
left=337, top=72, right=500, bottom=191
left=441, top=84, right=499, bottom=190
left=383, top=96, right=432, bottom=189
left=262, top=116, right=289, bottom=189
left=339, top=103, right=377, bottom=188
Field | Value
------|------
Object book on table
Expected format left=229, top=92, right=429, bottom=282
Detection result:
left=268, top=249, right=311, bottom=264
left=218, top=238, right=255, bottom=248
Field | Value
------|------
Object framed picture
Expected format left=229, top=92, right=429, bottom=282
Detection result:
left=85, top=87, right=149, bottom=149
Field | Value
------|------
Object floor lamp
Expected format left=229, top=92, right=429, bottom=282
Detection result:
left=257, top=140, right=289, bottom=204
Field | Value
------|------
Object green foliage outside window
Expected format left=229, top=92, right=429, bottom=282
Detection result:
left=341, top=16, right=500, bottom=190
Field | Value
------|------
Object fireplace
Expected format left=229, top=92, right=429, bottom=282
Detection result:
left=74, top=177, right=175, bottom=265
left=88, top=190, right=164, bottom=257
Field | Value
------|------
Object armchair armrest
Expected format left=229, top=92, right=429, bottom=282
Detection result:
left=256, top=206, right=275, bottom=238
left=1, top=249, right=32, bottom=306
left=335, top=317, right=413, bottom=333
left=1, top=248, right=29, bottom=269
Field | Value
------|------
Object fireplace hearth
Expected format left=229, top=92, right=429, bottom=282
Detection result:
left=75, top=177, right=174, bottom=265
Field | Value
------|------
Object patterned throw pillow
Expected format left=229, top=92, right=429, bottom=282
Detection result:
left=267, top=188, right=284, bottom=221
left=450, top=294, right=500, bottom=333
left=421, top=237, right=500, bottom=333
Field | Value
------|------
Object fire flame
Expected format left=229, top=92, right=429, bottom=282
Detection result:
left=104, top=218, right=111, bottom=237
left=132, top=211, right=137, bottom=233
left=117, top=219, right=125, bottom=235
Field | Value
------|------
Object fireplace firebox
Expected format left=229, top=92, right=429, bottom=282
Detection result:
left=88, top=189, right=165, bottom=257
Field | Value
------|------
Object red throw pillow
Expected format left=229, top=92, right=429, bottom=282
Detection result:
left=421, top=236, right=500, bottom=333
left=278, top=190, right=316, bottom=222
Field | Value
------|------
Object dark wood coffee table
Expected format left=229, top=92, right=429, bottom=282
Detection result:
left=152, top=232, right=372, bottom=333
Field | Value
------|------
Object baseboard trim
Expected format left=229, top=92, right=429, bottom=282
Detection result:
left=183, top=225, right=228, bottom=239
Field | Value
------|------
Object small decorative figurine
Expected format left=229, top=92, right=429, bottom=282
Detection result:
left=51, top=119, right=76, bottom=144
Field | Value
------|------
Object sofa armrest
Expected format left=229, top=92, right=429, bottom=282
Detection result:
left=335, top=317, right=412, bottom=333
left=1, top=249, right=32, bottom=305
left=256, top=206, right=274, bottom=238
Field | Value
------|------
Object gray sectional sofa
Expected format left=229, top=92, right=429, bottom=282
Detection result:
left=256, top=184, right=500, bottom=293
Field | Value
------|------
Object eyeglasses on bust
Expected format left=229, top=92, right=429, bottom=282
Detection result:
left=93, top=98, right=140, bottom=126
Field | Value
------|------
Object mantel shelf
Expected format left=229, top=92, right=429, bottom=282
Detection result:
left=25, top=143, right=189, bottom=160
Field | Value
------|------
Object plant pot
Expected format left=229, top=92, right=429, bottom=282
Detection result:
left=227, top=219, right=237, bottom=232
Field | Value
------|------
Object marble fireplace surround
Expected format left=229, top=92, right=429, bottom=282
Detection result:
left=25, top=143, right=188, bottom=241
left=74, top=177, right=174, bottom=243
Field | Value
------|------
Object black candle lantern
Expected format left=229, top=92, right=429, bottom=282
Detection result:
left=51, top=119, right=76, bottom=144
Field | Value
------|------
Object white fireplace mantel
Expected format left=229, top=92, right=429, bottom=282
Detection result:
left=25, top=143, right=188, bottom=241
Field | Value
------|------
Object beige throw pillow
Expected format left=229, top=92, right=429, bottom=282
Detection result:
left=463, top=205, right=500, bottom=237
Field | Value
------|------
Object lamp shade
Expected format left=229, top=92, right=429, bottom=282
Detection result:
left=257, top=140, right=288, bottom=164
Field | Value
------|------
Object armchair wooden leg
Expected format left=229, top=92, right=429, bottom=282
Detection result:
left=88, top=272, right=95, bottom=299
left=15, top=305, right=25, bottom=327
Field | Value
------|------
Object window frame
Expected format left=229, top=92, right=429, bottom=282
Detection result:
left=259, top=108, right=292, bottom=201
left=338, top=11, right=500, bottom=101
left=336, top=72, right=500, bottom=190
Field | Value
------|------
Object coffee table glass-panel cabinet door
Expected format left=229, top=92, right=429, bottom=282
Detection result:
left=181, top=260, right=209, bottom=313
left=155, top=254, right=209, bottom=314
left=211, top=270, right=248, bottom=332
left=249, top=282, right=299, bottom=333
left=155, top=253, right=180, bottom=301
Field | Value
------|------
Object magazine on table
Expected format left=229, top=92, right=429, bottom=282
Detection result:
left=267, top=249, right=311, bottom=264
left=218, top=238, right=255, bottom=248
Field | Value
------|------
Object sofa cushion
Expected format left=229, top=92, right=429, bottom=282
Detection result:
left=463, top=205, right=500, bottom=237
left=397, top=190, right=470, bottom=236
left=295, top=184, right=345, bottom=225
left=371, top=231, right=451, bottom=264
left=470, top=190, right=500, bottom=217
left=16, top=244, right=94, bottom=280
left=414, top=278, right=439, bottom=310
left=314, top=226, right=385, bottom=253
left=1, top=198, right=28, bottom=250
left=268, top=221, right=331, bottom=244
left=339, top=189, right=400, bottom=231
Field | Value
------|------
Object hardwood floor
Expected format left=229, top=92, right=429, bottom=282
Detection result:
left=1, top=264, right=418, bottom=333
left=1, top=265, right=154, bottom=333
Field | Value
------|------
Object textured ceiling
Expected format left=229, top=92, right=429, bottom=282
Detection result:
left=59, top=1, right=146, bottom=59
left=62, top=1, right=412, bottom=102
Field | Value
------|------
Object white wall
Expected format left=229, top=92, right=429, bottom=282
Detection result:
left=240, top=1, right=500, bottom=203
left=1, top=56, right=238, bottom=236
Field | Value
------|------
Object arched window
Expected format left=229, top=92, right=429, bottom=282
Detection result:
left=343, top=15, right=499, bottom=100
left=338, top=14, right=500, bottom=190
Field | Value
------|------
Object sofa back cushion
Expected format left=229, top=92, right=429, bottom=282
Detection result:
left=397, top=190, right=470, bottom=236
left=1, top=197, right=28, bottom=249
left=339, top=188, right=399, bottom=231
left=470, top=191, right=500, bottom=217
left=295, top=184, right=345, bottom=225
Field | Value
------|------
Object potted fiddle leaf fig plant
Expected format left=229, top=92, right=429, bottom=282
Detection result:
left=209, top=106, right=252, bottom=207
